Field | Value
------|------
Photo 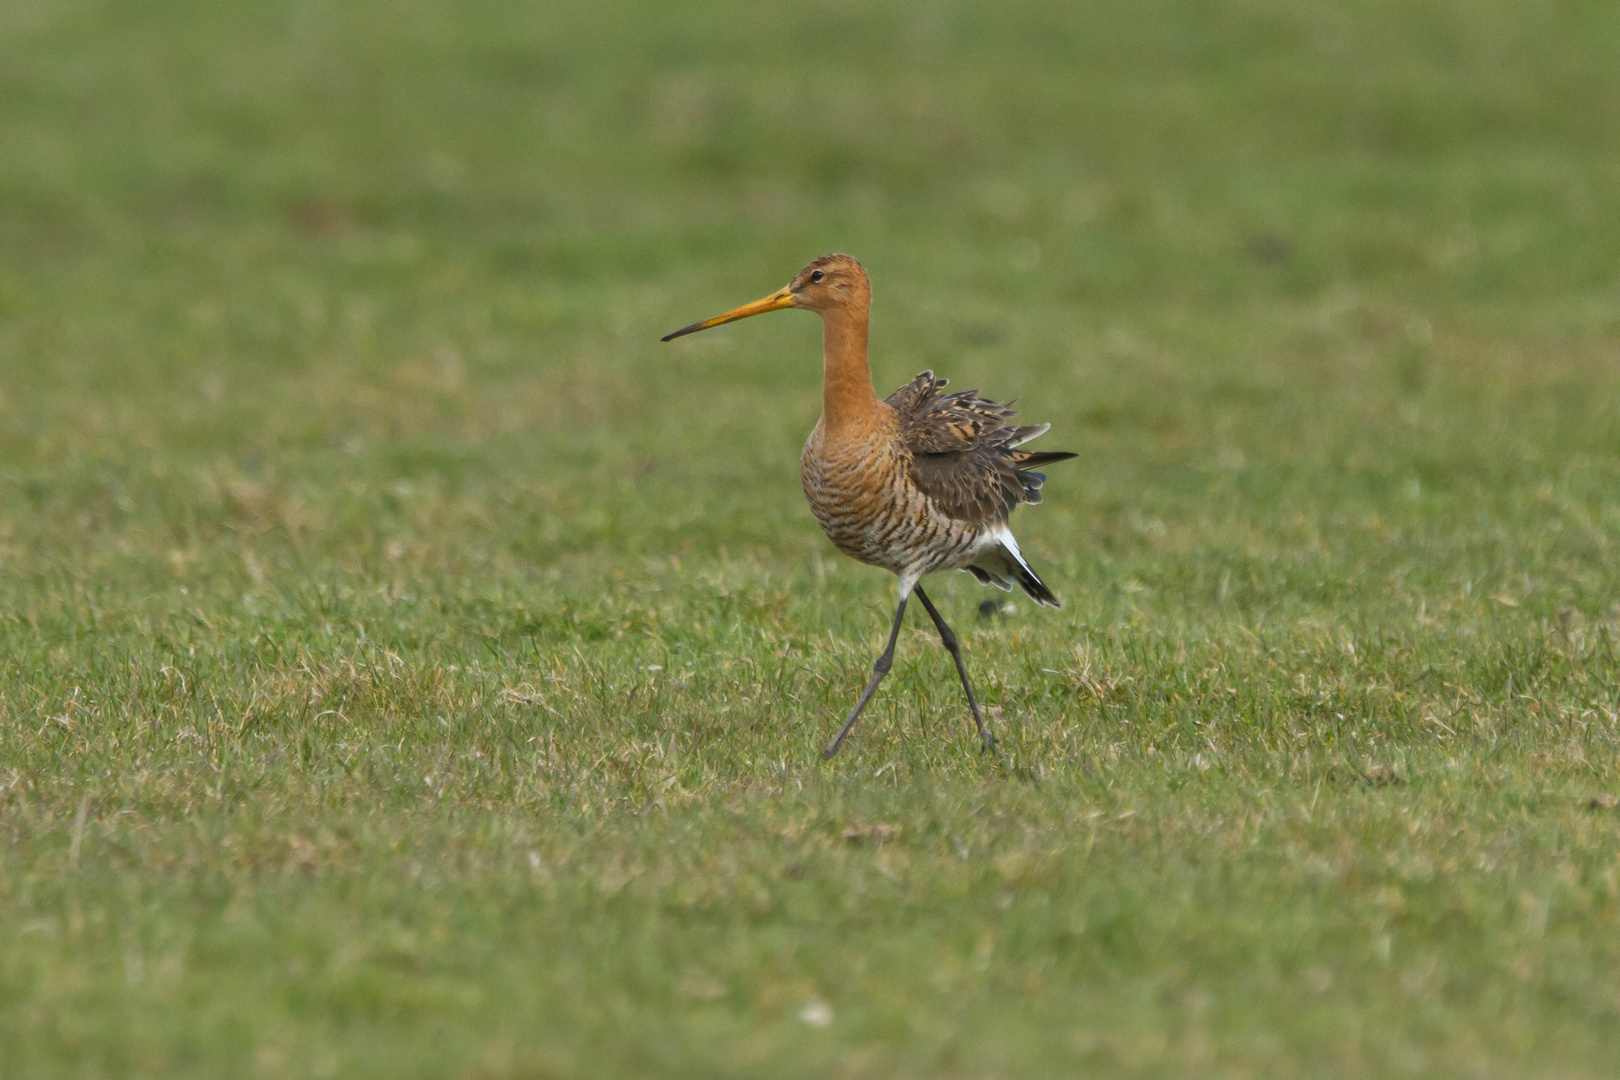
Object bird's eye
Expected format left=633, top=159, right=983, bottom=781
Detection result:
left=810, top=270, right=825, bottom=283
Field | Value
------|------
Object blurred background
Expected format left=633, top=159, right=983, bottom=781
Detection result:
left=3, top=0, right=1617, bottom=605
left=6, top=4, right=1620, bottom=1074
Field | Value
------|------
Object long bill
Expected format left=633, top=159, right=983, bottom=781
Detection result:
left=660, top=286, right=797, bottom=341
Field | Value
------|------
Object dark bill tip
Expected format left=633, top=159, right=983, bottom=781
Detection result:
left=660, top=322, right=706, bottom=343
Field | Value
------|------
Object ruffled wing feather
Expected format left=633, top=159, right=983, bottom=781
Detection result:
left=885, top=370, right=1075, bottom=524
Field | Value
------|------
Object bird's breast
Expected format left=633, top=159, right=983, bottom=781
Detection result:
left=800, top=417, right=977, bottom=574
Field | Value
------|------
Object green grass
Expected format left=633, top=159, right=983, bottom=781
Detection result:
left=4, top=0, right=1620, bottom=1075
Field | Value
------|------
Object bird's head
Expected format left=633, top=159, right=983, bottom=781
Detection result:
left=660, top=254, right=869, bottom=342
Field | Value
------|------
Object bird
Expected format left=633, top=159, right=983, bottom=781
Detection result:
left=662, top=254, right=1074, bottom=758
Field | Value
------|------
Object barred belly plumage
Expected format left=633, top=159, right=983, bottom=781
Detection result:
left=801, top=425, right=981, bottom=578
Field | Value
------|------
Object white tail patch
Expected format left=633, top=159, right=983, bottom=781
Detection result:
left=993, top=526, right=1037, bottom=576
left=962, top=526, right=1061, bottom=607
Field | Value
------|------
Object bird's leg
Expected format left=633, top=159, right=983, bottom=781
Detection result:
left=822, top=595, right=908, bottom=759
left=913, top=585, right=999, bottom=755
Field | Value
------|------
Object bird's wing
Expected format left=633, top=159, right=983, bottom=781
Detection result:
left=885, top=370, right=1075, bottom=524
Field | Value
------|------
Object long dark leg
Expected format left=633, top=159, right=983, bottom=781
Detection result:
left=822, top=595, right=908, bottom=759
left=913, top=585, right=999, bottom=754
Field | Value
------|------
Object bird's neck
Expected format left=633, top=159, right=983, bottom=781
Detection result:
left=820, top=305, right=877, bottom=433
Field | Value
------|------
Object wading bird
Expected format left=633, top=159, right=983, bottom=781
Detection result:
left=662, top=255, right=1073, bottom=757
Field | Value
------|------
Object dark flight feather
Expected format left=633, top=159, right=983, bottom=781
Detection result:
left=885, top=370, right=1076, bottom=525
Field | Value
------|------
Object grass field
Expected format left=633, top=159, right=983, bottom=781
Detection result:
left=4, top=0, right=1620, bottom=1075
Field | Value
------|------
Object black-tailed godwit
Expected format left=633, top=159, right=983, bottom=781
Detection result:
left=663, top=254, right=1073, bottom=757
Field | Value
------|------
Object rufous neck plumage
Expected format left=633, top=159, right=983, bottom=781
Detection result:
left=819, top=298, right=876, bottom=434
